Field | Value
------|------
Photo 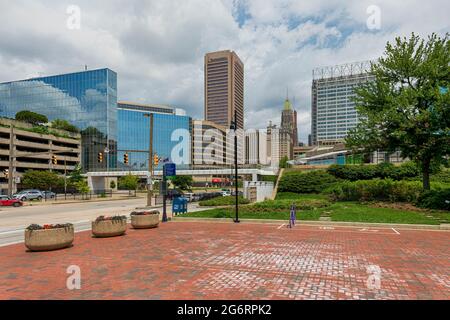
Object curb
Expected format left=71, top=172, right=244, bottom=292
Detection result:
left=172, top=217, right=449, bottom=231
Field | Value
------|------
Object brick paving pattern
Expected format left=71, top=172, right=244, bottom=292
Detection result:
left=0, top=222, right=449, bottom=300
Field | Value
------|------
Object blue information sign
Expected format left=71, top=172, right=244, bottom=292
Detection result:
left=164, top=163, right=176, bottom=177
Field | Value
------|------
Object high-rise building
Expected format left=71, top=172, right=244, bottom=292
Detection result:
left=280, top=98, right=298, bottom=159
left=204, top=50, right=244, bottom=130
left=117, top=102, right=192, bottom=171
left=0, top=68, right=118, bottom=172
left=311, top=61, right=374, bottom=146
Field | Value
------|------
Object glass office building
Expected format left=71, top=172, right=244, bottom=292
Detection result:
left=0, top=68, right=118, bottom=171
left=311, top=61, right=374, bottom=145
left=117, top=103, right=192, bottom=171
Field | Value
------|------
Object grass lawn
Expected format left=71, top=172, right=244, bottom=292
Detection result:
left=326, top=202, right=443, bottom=225
left=180, top=192, right=450, bottom=225
left=183, top=207, right=321, bottom=221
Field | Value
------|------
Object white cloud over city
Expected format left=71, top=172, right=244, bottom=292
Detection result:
left=0, top=0, right=449, bottom=142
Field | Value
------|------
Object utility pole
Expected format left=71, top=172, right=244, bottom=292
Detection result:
left=231, top=110, right=240, bottom=223
left=144, top=113, right=154, bottom=207
left=8, top=125, right=14, bottom=197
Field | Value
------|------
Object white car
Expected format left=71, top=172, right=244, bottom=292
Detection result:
left=221, top=191, right=231, bottom=197
left=13, top=190, right=44, bottom=201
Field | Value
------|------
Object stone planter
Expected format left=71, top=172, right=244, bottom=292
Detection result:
left=92, top=219, right=127, bottom=238
left=131, top=211, right=160, bottom=229
left=25, top=226, right=74, bottom=252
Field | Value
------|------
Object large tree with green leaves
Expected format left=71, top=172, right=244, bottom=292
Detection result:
left=118, top=173, right=138, bottom=194
left=21, top=170, right=64, bottom=191
left=346, top=33, right=450, bottom=190
left=171, top=175, right=193, bottom=191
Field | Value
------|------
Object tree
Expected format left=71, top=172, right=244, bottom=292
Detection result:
left=68, top=164, right=84, bottom=185
left=118, top=174, right=138, bottom=194
left=346, top=33, right=450, bottom=190
left=171, top=175, right=193, bottom=191
left=21, top=170, right=64, bottom=191
left=74, top=180, right=90, bottom=196
left=51, top=119, right=79, bottom=133
left=279, top=156, right=290, bottom=169
left=15, top=111, right=48, bottom=125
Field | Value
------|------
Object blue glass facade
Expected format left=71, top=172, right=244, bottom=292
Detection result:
left=0, top=68, right=117, bottom=172
left=118, top=108, right=192, bottom=171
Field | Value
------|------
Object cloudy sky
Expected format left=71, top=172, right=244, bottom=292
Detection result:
left=0, top=0, right=449, bottom=142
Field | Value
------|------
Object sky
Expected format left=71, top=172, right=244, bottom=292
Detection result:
left=0, top=0, right=449, bottom=143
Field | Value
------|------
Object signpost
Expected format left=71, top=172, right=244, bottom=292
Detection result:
left=162, top=162, right=176, bottom=223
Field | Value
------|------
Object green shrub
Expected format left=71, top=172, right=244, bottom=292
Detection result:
left=278, top=170, right=337, bottom=194
left=416, top=189, right=450, bottom=211
left=327, top=162, right=419, bottom=181
left=325, top=179, right=423, bottom=203
left=199, top=196, right=250, bottom=207
left=15, top=110, right=48, bottom=125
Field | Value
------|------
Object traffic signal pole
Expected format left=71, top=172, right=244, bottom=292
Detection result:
left=147, top=114, right=154, bottom=207
left=8, top=125, right=14, bottom=197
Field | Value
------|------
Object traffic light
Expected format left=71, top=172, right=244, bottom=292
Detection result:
left=98, top=152, right=103, bottom=163
left=52, top=155, right=58, bottom=165
left=4, top=169, right=9, bottom=178
left=124, top=153, right=129, bottom=165
left=153, top=154, right=159, bottom=166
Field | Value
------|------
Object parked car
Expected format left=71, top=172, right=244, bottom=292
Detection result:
left=43, top=191, right=56, bottom=199
left=13, top=190, right=44, bottom=201
left=231, top=191, right=244, bottom=196
left=0, top=195, right=23, bottom=207
left=221, top=190, right=231, bottom=197
left=166, top=189, right=183, bottom=200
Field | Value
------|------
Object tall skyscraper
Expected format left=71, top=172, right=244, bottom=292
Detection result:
left=204, top=50, right=244, bottom=130
left=280, top=97, right=298, bottom=159
left=311, top=61, right=374, bottom=146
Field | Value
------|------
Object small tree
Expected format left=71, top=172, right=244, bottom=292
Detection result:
left=346, top=33, right=450, bottom=190
left=21, top=170, right=64, bottom=191
left=171, top=175, right=193, bottom=191
left=279, top=156, right=290, bottom=169
left=74, top=180, right=90, bottom=198
left=68, top=165, right=84, bottom=185
left=118, top=174, right=138, bottom=194
left=15, top=111, right=48, bottom=125
left=110, top=180, right=116, bottom=189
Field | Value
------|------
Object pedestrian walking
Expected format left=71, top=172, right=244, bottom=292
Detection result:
left=288, top=203, right=297, bottom=228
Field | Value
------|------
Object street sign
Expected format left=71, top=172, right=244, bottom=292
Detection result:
left=164, top=163, right=176, bottom=177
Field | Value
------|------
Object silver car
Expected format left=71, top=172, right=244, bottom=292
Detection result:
left=13, top=190, right=44, bottom=201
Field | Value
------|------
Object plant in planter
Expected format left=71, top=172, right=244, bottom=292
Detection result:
left=25, top=223, right=74, bottom=252
left=92, top=215, right=127, bottom=238
left=130, top=211, right=160, bottom=229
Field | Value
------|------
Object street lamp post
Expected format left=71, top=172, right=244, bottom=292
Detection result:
left=143, top=113, right=154, bottom=207
left=230, top=110, right=240, bottom=223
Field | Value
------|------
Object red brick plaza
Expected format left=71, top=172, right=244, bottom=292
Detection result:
left=0, top=221, right=449, bottom=300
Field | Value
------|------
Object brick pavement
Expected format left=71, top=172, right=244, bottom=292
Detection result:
left=0, top=222, right=449, bottom=300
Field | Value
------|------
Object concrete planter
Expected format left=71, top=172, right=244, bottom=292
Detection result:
left=131, top=211, right=160, bottom=229
left=25, top=226, right=74, bottom=252
left=92, top=219, right=127, bottom=238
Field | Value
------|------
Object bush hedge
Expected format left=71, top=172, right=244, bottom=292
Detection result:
left=278, top=170, right=337, bottom=194
left=199, top=196, right=250, bottom=207
left=416, top=189, right=450, bottom=211
left=324, top=179, right=423, bottom=203
left=327, top=162, right=419, bottom=181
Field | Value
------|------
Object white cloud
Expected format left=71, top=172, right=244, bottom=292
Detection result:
left=0, top=0, right=449, bottom=143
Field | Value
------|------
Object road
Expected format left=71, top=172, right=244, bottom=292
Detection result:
left=0, top=198, right=205, bottom=246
